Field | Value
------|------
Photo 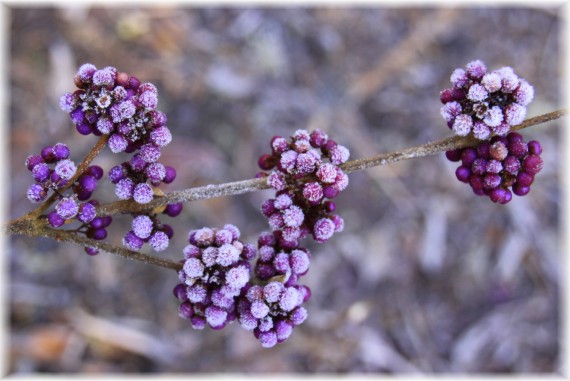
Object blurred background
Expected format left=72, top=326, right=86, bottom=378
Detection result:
left=6, top=5, right=564, bottom=374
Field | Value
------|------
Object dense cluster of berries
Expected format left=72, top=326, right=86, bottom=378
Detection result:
left=258, top=129, right=349, bottom=244
left=174, top=225, right=256, bottom=330
left=238, top=230, right=311, bottom=347
left=173, top=225, right=312, bottom=348
left=59, top=63, right=176, bottom=206
left=446, top=132, right=543, bottom=204
left=440, top=60, right=534, bottom=140
left=441, top=61, right=543, bottom=203
left=174, top=130, right=349, bottom=348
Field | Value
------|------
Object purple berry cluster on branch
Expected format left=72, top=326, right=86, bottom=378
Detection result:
left=60, top=63, right=177, bottom=206
left=258, top=129, right=349, bottom=244
left=440, top=60, right=534, bottom=139
left=442, top=61, right=543, bottom=204
left=23, top=63, right=183, bottom=256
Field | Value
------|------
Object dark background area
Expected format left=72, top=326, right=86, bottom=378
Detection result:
left=6, top=5, right=563, bottom=373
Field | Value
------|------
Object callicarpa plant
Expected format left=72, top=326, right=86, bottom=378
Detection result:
left=4, top=61, right=566, bottom=348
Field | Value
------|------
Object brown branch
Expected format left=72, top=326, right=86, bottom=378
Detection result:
left=7, top=217, right=182, bottom=271
left=43, top=228, right=183, bottom=271
left=96, top=177, right=269, bottom=217
left=95, top=108, right=567, bottom=216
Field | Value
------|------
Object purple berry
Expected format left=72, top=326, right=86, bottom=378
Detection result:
left=77, top=202, right=96, bottom=223
left=133, top=183, right=154, bottom=204
left=149, top=231, right=169, bottom=252
left=47, top=211, right=65, bottom=227
left=52, top=143, right=70, bottom=160
left=445, top=149, right=462, bottom=162
left=123, top=230, right=144, bottom=250
left=522, top=155, right=543, bottom=175
left=115, top=178, right=135, bottom=200
left=32, top=163, right=50, bottom=183
left=84, top=247, right=99, bottom=256
left=163, top=166, right=177, bottom=184
left=86, top=165, right=104, bottom=180
left=132, top=215, right=153, bottom=239
left=164, top=203, right=183, bottom=217
left=25, top=154, right=44, bottom=171
left=78, top=175, right=97, bottom=193
left=55, top=197, right=79, bottom=219
left=54, top=159, right=77, bottom=181
left=108, top=164, right=127, bottom=184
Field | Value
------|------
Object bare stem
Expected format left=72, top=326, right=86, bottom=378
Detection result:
left=43, top=228, right=183, bottom=271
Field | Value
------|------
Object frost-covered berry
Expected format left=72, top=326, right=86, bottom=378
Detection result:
left=108, top=134, right=128, bottom=153
left=163, top=166, right=177, bottom=184
left=54, top=159, right=77, bottom=180
left=133, top=183, right=154, bottom=204
left=53, top=143, right=70, bottom=160
left=55, top=197, right=79, bottom=219
left=132, top=215, right=153, bottom=239
left=123, top=230, right=144, bottom=250
left=77, top=202, right=96, bottom=223
left=115, top=178, right=135, bottom=199
left=150, top=126, right=172, bottom=147
left=27, top=183, right=48, bottom=203
left=149, top=231, right=169, bottom=252
left=313, top=217, right=335, bottom=243
left=31, top=163, right=50, bottom=183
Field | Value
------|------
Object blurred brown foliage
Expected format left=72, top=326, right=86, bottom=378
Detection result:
left=8, top=6, right=562, bottom=374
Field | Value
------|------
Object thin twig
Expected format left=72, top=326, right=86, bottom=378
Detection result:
left=95, top=108, right=567, bottom=216
left=40, top=221, right=182, bottom=271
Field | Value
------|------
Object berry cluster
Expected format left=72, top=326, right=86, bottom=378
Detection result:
left=173, top=226, right=312, bottom=348
left=25, top=143, right=77, bottom=203
left=440, top=60, right=534, bottom=139
left=60, top=63, right=176, bottom=206
left=258, top=129, right=349, bottom=244
left=25, top=142, right=112, bottom=255
left=235, top=230, right=312, bottom=347
left=446, top=132, right=543, bottom=204
left=173, top=225, right=256, bottom=330
left=254, top=231, right=310, bottom=285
